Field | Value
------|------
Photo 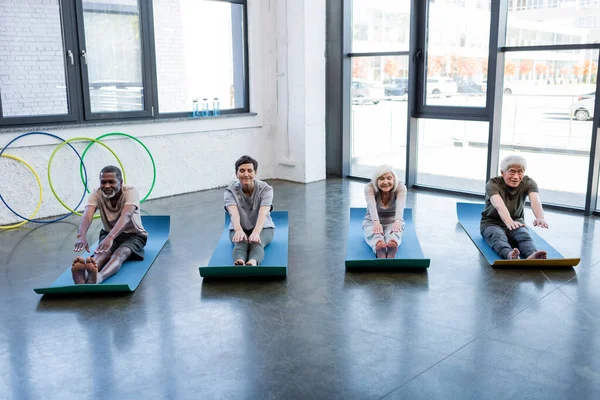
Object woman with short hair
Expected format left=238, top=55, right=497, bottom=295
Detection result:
left=362, top=165, right=407, bottom=258
left=224, top=155, right=275, bottom=266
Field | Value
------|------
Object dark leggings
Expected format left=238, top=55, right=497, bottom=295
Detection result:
left=481, top=225, right=537, bottom=259
left=229, top=228, right=274, bottom=265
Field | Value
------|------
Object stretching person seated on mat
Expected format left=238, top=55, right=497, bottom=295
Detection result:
left=224, top=155, right=275, bottom=266
left=71, top=165, right=148, bottom=284
left=480, top=155, right=548, bottom=260
left=362, top=165, right=407, bottom=259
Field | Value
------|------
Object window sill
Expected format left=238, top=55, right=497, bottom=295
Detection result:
left=0, top=112, right=261, bottom=147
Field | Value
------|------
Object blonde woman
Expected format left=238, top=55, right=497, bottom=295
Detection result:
left=362, top=165, right=407, bottom=258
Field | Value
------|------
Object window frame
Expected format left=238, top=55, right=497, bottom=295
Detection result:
left=0, top=0, right=250, bottom=128
left=413, top=0, right=493, bottom=121
left=148, top=0, right=250, bottom=118
left=0, top=0, right=81, bottom=127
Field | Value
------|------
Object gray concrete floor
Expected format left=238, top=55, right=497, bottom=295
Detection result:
left=1, top=178, right=600, bottom=399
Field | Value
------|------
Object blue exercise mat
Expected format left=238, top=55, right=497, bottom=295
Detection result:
left=199, top=211, right=288, bottom=278
left=457, top=202, right=579, bottom=267
left=345, top=208, right=430, bottom=268
left=34, top=215, right=171, bottom=294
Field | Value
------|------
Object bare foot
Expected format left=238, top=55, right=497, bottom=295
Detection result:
left=246, top=259, right=257, bottom=266
left=386, top=240, right=398, bottom=259
left=375, top=241, right=387, bottom=259
left=71, top=257, right=86, bottom=284
left=85, top=257, right=100, bottom=284
left=507, top=248, right=520, bottom=260
left=527, top=250, right=547, bottom=260
left=234, top=259, right=245, bottom=265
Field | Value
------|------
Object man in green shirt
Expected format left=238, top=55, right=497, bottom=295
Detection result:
left=480, top=155, right=548, bottom=260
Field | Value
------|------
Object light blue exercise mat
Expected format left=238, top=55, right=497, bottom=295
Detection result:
left=34, top=215, right=171, bottom=294
left=456, top=202, right=579, bottom=267
left=345, top=207, right=430, bottom=269
left=199, top=211, right=289, bottom=278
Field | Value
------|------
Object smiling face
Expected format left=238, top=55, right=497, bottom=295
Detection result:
left=99, top=172, right=122, bottom=199
left=236, top=163, right=256, bottom=185
left=376, top=172, right=395, bottom=192
left=501, top=165, right=525, bottom=188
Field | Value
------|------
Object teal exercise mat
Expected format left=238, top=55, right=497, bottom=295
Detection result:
left=34, top=215, right=170, bottom=294
left=345, top=208, right=430, bottom=269
left=456, top=202, right=580, bottom=267
left=199, top=211, right=288, bottom=278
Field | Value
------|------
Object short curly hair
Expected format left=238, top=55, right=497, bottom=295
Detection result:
left=99, top=165, right=123, bottom=182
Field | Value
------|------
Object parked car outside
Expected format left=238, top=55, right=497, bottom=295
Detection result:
left=384, top=78, right=408, bottom=98
left=426, top=77, right=457, bottom=97
left=572, top=96, right=595, bottom=121
left=456, top=79, right=485, bottom=95
left=352, top=80, right=385, bottom=105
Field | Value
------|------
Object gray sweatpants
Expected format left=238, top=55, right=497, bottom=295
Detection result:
left=363, top=222, right=403, bottom=253
left=481, top=225, right=537, bottom=259
left=229, top=228, right=274, bottom=265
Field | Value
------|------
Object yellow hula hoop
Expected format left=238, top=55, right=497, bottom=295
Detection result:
left=48, top=137, right=126, bottom=217
left=0, top=153, right=43, bottom=229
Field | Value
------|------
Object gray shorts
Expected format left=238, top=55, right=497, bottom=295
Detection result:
left=99, top=230, right=147, bottom=260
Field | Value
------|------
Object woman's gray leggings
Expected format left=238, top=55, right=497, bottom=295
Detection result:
left=229, top=228, right=275, bottom=265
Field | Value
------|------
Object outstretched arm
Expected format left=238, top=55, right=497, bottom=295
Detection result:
left=95, top=204, right=136, bottom=254
left=74, top=205, right=96, bottom=252
left=364, top=184, right=383, bottom=234
left=490, top=194, right=524, bottom=230
left=227, top=205, right=247, bottom=242
left=249, top=206, right=271, bottom=243
left=529, top=192, right=548, bottom=228
left=392, top=184, right=407, bottom=232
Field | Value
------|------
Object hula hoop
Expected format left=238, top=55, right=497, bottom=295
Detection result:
left=48, top=137, right=126, bottom=217
left=0, top=131, right=88, bottom=224
left=0, top=154, right=43, bottom=229
left=78, top=132, right=156, bottom=203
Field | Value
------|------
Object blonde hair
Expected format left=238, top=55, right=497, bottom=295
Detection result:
left=371, top=165, right=399, bottom=193
left=500, top=155, right=527, bottom=172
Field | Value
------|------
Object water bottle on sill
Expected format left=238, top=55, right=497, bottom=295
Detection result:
left=201, top=98, right=210, bottom=117
left=213, top=97, right=220, bottom=116
left=192, top=98, right=199, bottom=117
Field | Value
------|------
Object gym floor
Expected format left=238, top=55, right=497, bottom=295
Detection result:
left=1, top=179, right=599, bottom=399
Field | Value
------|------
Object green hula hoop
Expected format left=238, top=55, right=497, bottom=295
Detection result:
left=48, top=137, right=126, bottom=217
left=78, top=132, right=156, bottom=203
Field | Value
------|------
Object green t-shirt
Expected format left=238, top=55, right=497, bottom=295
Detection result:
left=480, top=176, right=538, bottom=230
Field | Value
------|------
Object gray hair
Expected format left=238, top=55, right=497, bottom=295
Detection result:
left=371, top=164, right=399, bottom=193
left=500, top=155, right=527, bottom=172
left=99, top=165, right=123, bottom=182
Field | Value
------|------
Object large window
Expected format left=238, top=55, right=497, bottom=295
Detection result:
left=349, top=1, right=412, bottom=180
left=343, top=0, right=600, bottom=213
left=416, top=120, right=489, bottom=193
left=0, top=0, right=71, bottom=120
left=81, top=0, right=145, bottom=115
left=500, top=51, right=597, bottom=208
left=424, top=0, right=491, bottom=108
left=351, top=0, right=410, bottom=53
left=153, top=0, right=247, bottom=114
left=350, top=56, right=409, bottom=179
left=0, top=0, right=249, bottom=126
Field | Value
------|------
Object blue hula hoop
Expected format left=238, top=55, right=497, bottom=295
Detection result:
left=0, top=131, right=89, bottom=224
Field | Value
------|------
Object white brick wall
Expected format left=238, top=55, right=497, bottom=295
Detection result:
left=0, top=0, right=68, bottom=117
